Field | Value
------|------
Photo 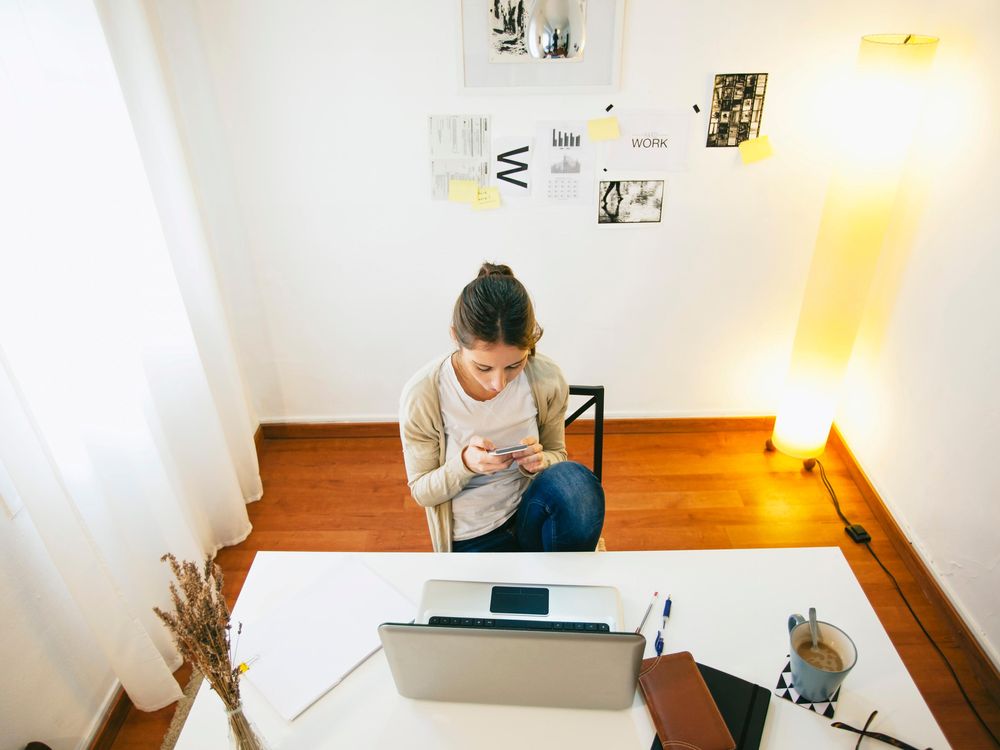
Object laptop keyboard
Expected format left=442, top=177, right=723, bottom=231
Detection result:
left=427, top=615, right=611, bottom=633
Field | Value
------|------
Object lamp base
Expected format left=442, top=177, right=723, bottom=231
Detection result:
left=764, top=438, right=817, bottom=471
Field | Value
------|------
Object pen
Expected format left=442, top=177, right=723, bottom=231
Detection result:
left=634, top=591, right=658, bottom=633
left=654, top=630, right=664, bottom=656
left=661, top=594, right=672, bottom=629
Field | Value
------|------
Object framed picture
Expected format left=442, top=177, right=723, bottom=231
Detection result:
left=459, top=0, right=626, bottom=93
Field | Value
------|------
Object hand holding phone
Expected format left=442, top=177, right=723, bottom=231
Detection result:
left=462, top=437, right=515, bottom=475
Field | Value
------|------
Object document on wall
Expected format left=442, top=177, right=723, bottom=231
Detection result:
left=602, top=111, right=692, bottom=172
left=493, top=136, right=533, bottom=198
left=535, top=120, right=594, bottom=205
left=238, top=556, right=415, bottom=721
left=429, top=115, right=491, bottom=200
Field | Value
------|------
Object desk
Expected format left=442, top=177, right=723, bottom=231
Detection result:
left=175, top=549, right=949, bottom=749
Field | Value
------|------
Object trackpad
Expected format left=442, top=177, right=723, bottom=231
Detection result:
left=490, top=586, right=549, bottom=615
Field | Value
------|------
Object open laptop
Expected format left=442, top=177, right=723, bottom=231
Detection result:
left=417, top=579, right=625, bottom=630
left=378, top=579, right=645, bottom=710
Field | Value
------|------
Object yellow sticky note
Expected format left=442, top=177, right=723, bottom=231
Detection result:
left=738, top=135, right=773, bottom=164
left=448, top=179, right=479, bottom=203
left=472, top=187, right=501, bottom=210
left=587, top=116, right=621, bottom=141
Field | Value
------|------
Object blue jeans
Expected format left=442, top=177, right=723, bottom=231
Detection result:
left=452, top=461, right=605, bottom=553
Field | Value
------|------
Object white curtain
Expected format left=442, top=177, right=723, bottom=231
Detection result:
left=0, top=0, right=262, bottom=711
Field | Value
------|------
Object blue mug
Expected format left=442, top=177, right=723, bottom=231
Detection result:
left=787, top=613, right=858, bottom=702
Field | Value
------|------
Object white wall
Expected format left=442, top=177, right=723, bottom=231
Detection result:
left=144, top=0, right=1000, bottom=668
left=836, top=1, right=1000, bottom=667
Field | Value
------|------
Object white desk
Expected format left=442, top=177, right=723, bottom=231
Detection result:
left=175, top=549, right=949, bottom=749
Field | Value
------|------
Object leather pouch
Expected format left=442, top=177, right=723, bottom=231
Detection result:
left=638, top=651, right=736, bottom=750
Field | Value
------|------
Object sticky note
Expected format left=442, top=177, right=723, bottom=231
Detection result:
left=472, top=187, right=501, bottom=210
left=738, top=135, right=773, bottom=164
left=448, top=179, right=479, bottom=203
left=587, top=116, right=621, bottom=141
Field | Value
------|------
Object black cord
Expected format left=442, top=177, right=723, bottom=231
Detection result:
left=814, top=459, right=1000, bottom=748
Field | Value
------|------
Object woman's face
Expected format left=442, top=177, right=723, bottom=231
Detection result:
left=455, top=339, right=530, bottom=395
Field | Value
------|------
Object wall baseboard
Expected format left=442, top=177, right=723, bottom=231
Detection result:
left=258, top=416, right=777, bottom=441
left=828, top=425, right=1000, bottom=706
left=85, top=683, right=128, bottom=750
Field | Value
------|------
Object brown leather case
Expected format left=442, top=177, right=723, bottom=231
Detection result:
left=638, top=651, right=736, bottom=750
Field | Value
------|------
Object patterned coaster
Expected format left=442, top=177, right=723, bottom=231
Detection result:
left=774, top=658, right=840, bottom=718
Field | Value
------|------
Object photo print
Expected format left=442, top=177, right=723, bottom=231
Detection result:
left=598, top=180, right=664, bottom=224
left=706, top=73, right=768, bottom=147
left=488, top=0, right=530, bottom=61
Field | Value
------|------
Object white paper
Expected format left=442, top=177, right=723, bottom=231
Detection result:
left=493, top=136, right=533, bottom=197
left=429, top=115, right=491, bottom=200
left=239, top=557, right=415, bottom=721
left=602, top=111, right=692, bottom=172
left=535, top=120, right=594, bottom=205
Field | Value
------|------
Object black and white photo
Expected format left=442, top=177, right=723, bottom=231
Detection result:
left=598, top=180, right=663, bottom=224
left=706, top=73, right=768, bottom=147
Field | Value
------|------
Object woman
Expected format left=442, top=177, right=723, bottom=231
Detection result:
left=399, top=262, right=605, bottom=553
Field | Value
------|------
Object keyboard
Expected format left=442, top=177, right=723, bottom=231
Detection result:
left=427, top=615, right=611, bottom=633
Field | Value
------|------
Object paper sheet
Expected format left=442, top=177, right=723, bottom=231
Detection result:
left=448, top=179, right=479, bottom=203
left=430, top=115, right=491, bottom=200
left=587, top=116, right=621, bottom=141
left=738, top=135, right=773, bottom=164
left=535, top=120, right=594, bottom=205
left=239, top=557, right=415, bottom=721
left=602, top=111, right=692, bottom=172
left=493, top=136, right=533, bottom=197
left=473, top=187, right=502, bottom=210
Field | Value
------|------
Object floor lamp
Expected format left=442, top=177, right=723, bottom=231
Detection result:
left=768, top=34, right=939, bottom=469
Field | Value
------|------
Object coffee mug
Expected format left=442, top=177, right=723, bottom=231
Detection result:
left=787, top=613, right=858, bottom=702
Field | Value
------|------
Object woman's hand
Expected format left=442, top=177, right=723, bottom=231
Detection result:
left=514, top=436, right=545, bottom=474
left=462, top=437, right=514, bottom=475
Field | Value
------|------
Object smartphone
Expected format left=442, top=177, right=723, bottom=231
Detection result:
left=488, top=444, right=530, bottom=456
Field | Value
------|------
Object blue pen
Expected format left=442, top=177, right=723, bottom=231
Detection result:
left=654, top=630, right=664, bottom=656
left=661, top=594, right=672, bottom=629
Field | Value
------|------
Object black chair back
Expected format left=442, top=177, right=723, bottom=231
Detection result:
left=564, top=385, right=604, bottom=481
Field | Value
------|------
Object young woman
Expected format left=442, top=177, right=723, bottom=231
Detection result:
left=399, top=262, right=605, bottom=553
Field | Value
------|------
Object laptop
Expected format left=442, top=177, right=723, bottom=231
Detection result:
left=378, top=579, right=645, bottom=710
left=417, top=579, right=625, bottom=630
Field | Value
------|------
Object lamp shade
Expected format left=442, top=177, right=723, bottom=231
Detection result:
left=771, top=34, right=938, bottom=459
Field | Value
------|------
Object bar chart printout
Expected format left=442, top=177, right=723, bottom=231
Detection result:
left=536, top=121, right=593, bottom=205
left=552, top=129, right=582, bottom=147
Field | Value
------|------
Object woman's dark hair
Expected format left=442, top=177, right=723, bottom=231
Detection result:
left=452, top=262, right=543, bottom=354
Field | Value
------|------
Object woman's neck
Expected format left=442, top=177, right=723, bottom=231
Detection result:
left=451, top=352, right=497, bottom=402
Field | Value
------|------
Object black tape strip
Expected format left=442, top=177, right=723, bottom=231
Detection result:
left=605, top=103, right=614, bottom=112
left=693, top=104, right=701, bottom=113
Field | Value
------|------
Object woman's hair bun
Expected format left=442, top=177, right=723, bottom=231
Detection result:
left=477, top=262, right=515, bottom=279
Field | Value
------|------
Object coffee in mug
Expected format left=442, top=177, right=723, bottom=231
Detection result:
left=787, top=613, right=858, bottom=702
left=794, top=640, right=844, bottom=672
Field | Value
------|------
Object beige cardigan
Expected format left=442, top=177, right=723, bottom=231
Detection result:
left=398, top=352, right=569, bottom=552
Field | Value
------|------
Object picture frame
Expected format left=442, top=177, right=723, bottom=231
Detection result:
left=458, top=0, right=626, bottom=93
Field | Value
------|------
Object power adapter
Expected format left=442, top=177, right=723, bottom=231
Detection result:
left=845, top=524, right=871, bottom=543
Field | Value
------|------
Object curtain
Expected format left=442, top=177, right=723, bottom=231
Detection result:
left=0, top=0, right=262, bottom=712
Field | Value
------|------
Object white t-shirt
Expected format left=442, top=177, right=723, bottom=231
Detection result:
left=439, top=356, right=539, bottom=541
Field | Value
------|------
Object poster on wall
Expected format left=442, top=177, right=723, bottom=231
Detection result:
left=535, top=120, right=594, bottom=205
left=429, top=115, right=491, bottom=200
left=597, top=180, right=664, bottom=224
left=493, top=137, right=533, bottom=196
left=461, top=0, right=625, bottom=91
left=602, top=111, right=692, bottom=172
left=706, top=73, right=768, bottom=147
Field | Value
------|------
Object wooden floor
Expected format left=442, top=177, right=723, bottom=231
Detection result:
left=108, top=424, right=1000, bottom=749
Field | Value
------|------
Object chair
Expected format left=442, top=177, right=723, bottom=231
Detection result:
left=565, top=385, right=604, bottom=481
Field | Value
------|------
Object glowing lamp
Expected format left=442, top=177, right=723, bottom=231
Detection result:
left=770, top=34, right=938, bottom=462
